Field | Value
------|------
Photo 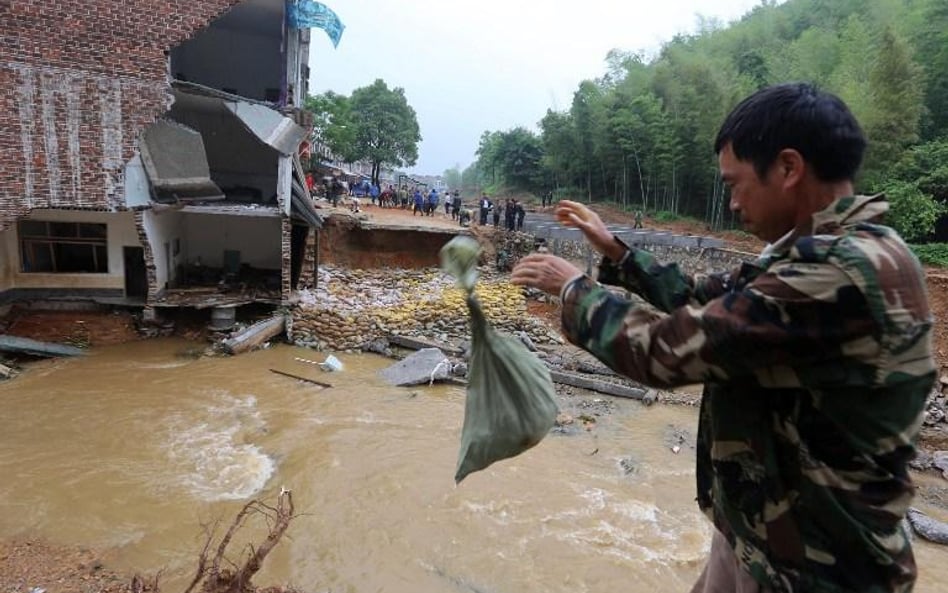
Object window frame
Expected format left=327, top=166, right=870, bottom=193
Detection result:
left=18, top=221, right=109, bottom=274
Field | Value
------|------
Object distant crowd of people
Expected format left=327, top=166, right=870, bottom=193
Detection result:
left=477, top=195, right=525, bottom=230
left=304, top=174, right=552, bottom=232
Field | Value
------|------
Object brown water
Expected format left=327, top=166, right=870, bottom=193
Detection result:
left=0, top=339, right=944, bottom=592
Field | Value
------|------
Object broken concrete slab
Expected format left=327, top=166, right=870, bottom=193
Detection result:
left=389, top=334, right=463, bottom=356
left=221, top=315, right=285, bottom=355
left=379, top=347, right=451, bottom=386
left=548, top=370, right=652, bottom=403
left=0, top=335, right=84, bottom=357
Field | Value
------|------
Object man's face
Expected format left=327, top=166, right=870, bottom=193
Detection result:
left=718, top=143, right=796, bottom=243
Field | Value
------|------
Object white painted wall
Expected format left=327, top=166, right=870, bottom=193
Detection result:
left=6, top=210, right=139, bottom=290
left=183, top=213, right=281, bottom=269
left=141, top=208, right=184, bottom=290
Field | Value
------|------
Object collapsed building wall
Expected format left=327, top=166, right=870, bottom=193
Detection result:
left=0, top=0, right=242, bottom=231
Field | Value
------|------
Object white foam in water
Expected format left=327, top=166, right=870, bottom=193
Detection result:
left=165, top=393, right=274, bottom=501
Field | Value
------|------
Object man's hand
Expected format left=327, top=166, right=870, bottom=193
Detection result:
left=555, top=200, right=625, bottom=261
left=511, top=254, right=583, bottom=296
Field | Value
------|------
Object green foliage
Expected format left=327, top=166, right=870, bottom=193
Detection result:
left=348, top=79, right=421, bottom=186
left=882, top=181, right=945, bottom=242
left=474, top=0, right=948, bottom=230
left=474, top=127, right=546, bottom=193
left=860, top=28, right=926, bottom=185
left=909, top=243, right=948, bottom=268
left=652, top=210, right=686, bottom=222
left=888, top=138, right=948, bottom=203
left=303, top=91, right=356, bottom=162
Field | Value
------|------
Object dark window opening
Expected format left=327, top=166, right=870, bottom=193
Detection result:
left=19, top=221, right=109, bottom=273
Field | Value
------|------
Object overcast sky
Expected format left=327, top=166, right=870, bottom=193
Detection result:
left=308, top=0, right=765, bottom=176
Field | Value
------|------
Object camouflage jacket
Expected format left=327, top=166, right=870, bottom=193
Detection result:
left=560, top=195, right=935, bottom=593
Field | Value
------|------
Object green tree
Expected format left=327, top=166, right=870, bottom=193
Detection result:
left=460, top=162, right=481, bottom=193
left=861, top=28, right=925, bottom=186
left=475, top=130, right=505, bottom=187
left=911, top=0, right=948, bottom=138
left=539, top=109, right=579, bottom=191
left=495, top=127, right=545, bottom=192
left=348, top=79, right=421, bottom=187
left=882, top=180, right=945, bottom=242
left=303, top=91, right=356, bottom=163
left=570, top=81, right=605, bottom=201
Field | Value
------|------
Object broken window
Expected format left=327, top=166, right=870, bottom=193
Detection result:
left=19, top=221, right=109, bottom=273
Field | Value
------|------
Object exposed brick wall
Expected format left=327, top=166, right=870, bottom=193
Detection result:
left=133, top=209, right=159, bottom=303
left=0, top=0, right=242, bottom=230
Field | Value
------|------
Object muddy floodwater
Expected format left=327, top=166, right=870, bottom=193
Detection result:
left=1, top=339, right=945, bottom=592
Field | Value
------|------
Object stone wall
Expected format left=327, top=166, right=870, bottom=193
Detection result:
left=289, top=266, right=557, bottom=352
left=0, top=0, right=241, bottom=230
left=542, top=237, right=755, bottom=278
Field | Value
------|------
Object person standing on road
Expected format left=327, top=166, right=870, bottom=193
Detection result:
left=479, top=194, right=491, bottom=225
left=516, top=201, right=526, bottom=230
left=511, top=83, right=935, bottom=593
left=492, top=201, right=503, bottom=227
left=412, top=188, right=424, bottom=215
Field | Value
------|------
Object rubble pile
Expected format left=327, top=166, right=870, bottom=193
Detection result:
left=924, top=373, right=948, bottom=429
left=290, top=266, right=559, bottom=351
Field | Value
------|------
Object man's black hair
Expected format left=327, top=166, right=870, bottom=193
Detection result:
left=713, top=82, right=866, bottom=182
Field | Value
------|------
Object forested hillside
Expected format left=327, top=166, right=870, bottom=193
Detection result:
left=462, top=0, right=948, bottom=242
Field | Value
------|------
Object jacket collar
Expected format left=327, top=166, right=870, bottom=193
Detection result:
left=760, top=194, right=889, bottom=258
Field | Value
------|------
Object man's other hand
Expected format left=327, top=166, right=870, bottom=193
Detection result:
left=555, top=200, right=625, bottom=261
left=511, top=254, right=583, bottom=296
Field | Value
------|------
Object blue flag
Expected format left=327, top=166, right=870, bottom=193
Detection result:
left=286, top=0, right=345, bottom=48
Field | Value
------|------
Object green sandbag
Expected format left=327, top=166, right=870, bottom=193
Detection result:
left=440, top=237, right=558, bottom=484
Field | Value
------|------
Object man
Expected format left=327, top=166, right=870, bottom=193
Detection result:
left=479, top=194, right=492, bottom=225
left=512, top=83, right=935, bottom=593
left=452, top=191, right=462, bottom=220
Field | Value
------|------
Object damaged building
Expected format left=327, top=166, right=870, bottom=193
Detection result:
left=0, top=0, right=331, bottom=327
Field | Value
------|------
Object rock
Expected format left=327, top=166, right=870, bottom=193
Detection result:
left=517, top=331, right=537, bottom=352
left=364, top=337, right=394, bottom=358
left=379, top=348, right=451, bottom=386
left=664, top=424, right=695, bottom=451
left=910, top=450, right=934, bottom=472
left=451, top=362, right=468, bottom=377
left=934, top=451, right=948, bottom=479
left=555, top=412, right=574, bottom=426
left=907, top=508, right=948, bottom=545
left=618, top=456, right=638, bottom=476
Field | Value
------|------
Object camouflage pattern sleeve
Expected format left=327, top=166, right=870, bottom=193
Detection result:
left=561, top=257, right=880, bottom=389
left=597, top=245, right=732, bottom=312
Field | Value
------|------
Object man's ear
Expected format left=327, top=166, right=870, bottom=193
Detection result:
left=776, top=149, right=805, bottom=189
